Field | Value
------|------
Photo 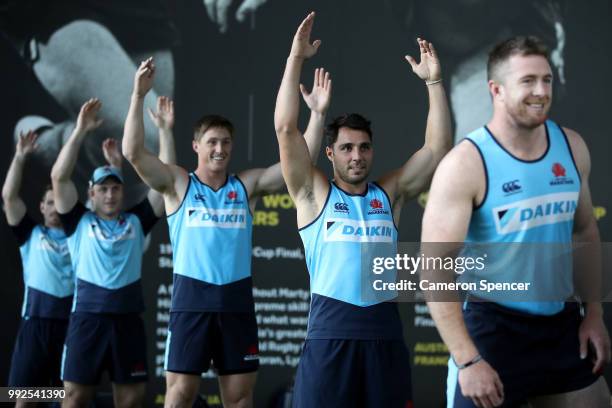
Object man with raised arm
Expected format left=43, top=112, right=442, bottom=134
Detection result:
left=274, top=12, right=451, bottom=408
left=51, top=98, right=167, bottom=408
left=3, top=131, right=75, bottom=406
left=422, top=36, right=610, bottom=408
left=122, top=57, right=328, bottom=408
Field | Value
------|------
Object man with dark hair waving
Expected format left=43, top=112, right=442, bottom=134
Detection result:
left=423, top=36, right=611, bottom=407
left=274, top=12, right=451, bottom=408
left=122, top=57, right=327, bottom=408
left=51, top=98, right=167, bottom=407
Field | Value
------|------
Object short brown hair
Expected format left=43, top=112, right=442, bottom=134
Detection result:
left=487, top=36, right=550, bottom=81
left=193, top=115, right=234, bottom=141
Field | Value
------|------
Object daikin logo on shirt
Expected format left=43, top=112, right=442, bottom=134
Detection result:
left=493, top=192, right=578, bottom=234
left=186, top=207, right=247, bottom=228
left=323, top=218, right=394, bottom=242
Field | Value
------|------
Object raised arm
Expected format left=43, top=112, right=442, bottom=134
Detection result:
left=148, top=96, right=177, bottom=165
left=122, top=58, right=188, bottom=214
left=241, top=66, right=332, bottom=204
left=378, top=38, right=451, bottom=208
left=122, top=59, right=184, bottom=205
left=145, top=95, right=178, bottom=216
left=51, top=99, right=103, bottom=214
left=300, top=67, right=331, bottom=166
left=421, top=143, right=504, bottom=408
left=2, top=131, right=38, bottom=225
left=271, top=12, right=328, bottom=226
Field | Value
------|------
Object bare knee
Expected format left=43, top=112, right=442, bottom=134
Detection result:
left=62, top=382, right=94, bottom=408
left=165, top=374, right=199, bottom=408
left=219, top=373, right=256, bottom=408
left=113, top=383, right=145, bottom=408
left=222, top=389, right=253, bottom=408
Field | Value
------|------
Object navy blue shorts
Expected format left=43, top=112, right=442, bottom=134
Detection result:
left=61, top=312, right=148, bottom=385
left=8, top=317, right=68, bottom=387
left=448, top=302, right=600, bottom=407
left=165, top=311, right=259, bottom=375
left=293, top=339, right=413, bottom=408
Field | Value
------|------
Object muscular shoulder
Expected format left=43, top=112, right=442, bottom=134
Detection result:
left=562, top=127, right=590, bottom=177
left=438, top=140, right=484, bottom=183
left=430, top=140, right=485, bottom=204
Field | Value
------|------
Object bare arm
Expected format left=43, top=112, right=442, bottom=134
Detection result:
left=242, top=67, right=332, bottom=200
left=271, top=13, right=328, bottom=227
left=421, top=142, right=503, bottom=408
left=146, top=96, right=178, bottom=217
left=123, top=59, right=185, bottom=214
left=51, top=99, right=103, bottom=214
left=565, top=128, right=611, bottom=374
left=148, top=96, right=177, bottom=165
left=2, top=131, right=38, bottom=225
left=378, top=39, right=451, bottom=209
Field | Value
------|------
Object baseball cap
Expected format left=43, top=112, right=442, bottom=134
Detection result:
left=90, top=166, right=124, bottom=186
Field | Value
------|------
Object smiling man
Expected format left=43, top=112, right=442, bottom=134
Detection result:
left=122, top=57, right=326, bottom=408
left=422, top=36, right=611, bottom=408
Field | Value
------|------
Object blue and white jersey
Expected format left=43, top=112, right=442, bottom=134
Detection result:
left=167, top=173, right=253, bottom=312
left=11, top=215, right=73, bottom=319
left=59, top=200, right=158, bottom=314
left=299, top=182, right=403, bottom=340
left=464, top=120, right=581, bottom=315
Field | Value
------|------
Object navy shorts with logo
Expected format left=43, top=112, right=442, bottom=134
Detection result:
left=165, top=311, right=259, bottom=375
left=61, top=312, right=148, bottom=385
left=448, top=301, right=600, bottom=407
left=293, top=339, right=413, bottom=408
left=9, top=317, right=68, bottom=387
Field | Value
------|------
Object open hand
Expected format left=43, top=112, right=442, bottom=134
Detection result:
left=405, top=38, right=441, bottom=82
left=15, top=130, right=39, bottom=157
left=148, top=96, right=175, bottom=131
left=75, top=98, right=104, bottom=133
left=300, top=68, right=332, bottom=115
left=133, top=57, right=156, bottom=98
left=102, top=138, right=122, bottom=168
left=290, top=12, right=321, bottom=59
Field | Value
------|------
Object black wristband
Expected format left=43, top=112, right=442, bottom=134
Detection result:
left=455, top=354, right=483, bottom=370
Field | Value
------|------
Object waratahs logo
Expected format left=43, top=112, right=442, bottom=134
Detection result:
left=368, top=198, right=389, bottom=215
left=493, top=192, right=578, bottom=234
left=225, top=190, right=244, bottom=204
left=550, top=162, right=574, bottom=186
left=552, top=163, right=566, bottom=177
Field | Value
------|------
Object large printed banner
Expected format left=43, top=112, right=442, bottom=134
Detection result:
left=1, top=0, right=612, bottom=406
